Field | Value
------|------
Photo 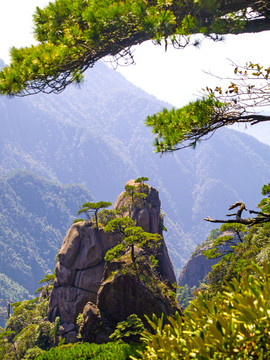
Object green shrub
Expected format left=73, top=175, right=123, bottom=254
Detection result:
left=15, top=320, right=55, bottom=359
left=0, top=330, right=16, bottom=360
left=6, top=299, right=39, bottom=334
left=23, top=346, right=45, bottom=359
left=177, top=284, right=196, bottom=309
left=36, top=341, right=140, bottom=360
left=16, top=324, right=40, bottom=359
left=104, top=243, right=126, bottom=261
left=110, top=314, right=145, bottom=344
left=134, top=262, right=270, bottom=359
left=0, top=297, right=55, bottom=359
left=201, top=223, right=270, bottom=297
left=97, top=209, right=119, bottom=227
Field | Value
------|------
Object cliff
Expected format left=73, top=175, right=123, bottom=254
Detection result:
left=2, top=59, right=270, bottom=278
left=178, top=250, right=219, bottom=288
left=178, top=230, right=241, bottom=288
left=113, top=179, right=176, bottom=285
left=47, top=180, right=180, bottom=343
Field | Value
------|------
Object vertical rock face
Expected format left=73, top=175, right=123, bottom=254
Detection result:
left=47, top=224, right=121, bottom=325
left=114, top=179, right=176, bottom=285
left=79, top=257, right=181, bottom=344
left=178, top=231, right=240, bottom=288
left=47, top=180, right=178, bottom=343
left=178, top=253, right=219, bottom=288
left=114, top=180, right=161, bottom=234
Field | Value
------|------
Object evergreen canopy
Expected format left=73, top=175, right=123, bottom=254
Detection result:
left=146, top=62, right=270, bottom=152
left=0, top=0, right=269, bottom=96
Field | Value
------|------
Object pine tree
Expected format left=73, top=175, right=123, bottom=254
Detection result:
left=0, top=1, right=269, bottom=96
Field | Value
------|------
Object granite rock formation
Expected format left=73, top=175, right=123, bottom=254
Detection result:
left=178, top=231, right=240, bottom=288
left=79, top=258, right=181, bottom=343
left=114, top=179, right=176, bottom=285
left=47, top=180, right=179, bottom=343
left=47, top=223, right=120, bottom=325
left=178, top=251, right=219, bottom=288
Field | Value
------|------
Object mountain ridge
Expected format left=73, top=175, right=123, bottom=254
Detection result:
left=0, top=169, right=93, bottom=298
left=1, top=60, right=270, bottom=277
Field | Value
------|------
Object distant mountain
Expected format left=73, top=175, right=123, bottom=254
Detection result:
left=231, top=120, right=270, bottom=147
left=1, top=60, right=270, bottom=276
left=0, top=170, right=93, bottom=297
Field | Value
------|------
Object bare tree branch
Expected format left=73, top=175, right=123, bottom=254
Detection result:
left=204, top=201, right=270, bottom=226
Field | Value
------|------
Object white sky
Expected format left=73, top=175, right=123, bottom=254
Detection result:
left=116, top=32, right=270, bottom=107
left=0, top=1, right=269, bottom=111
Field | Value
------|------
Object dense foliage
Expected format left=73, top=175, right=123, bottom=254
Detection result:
left=135, top=262, right=270, bottom=360
left=0, top=295, right=57, bottom=360
left=201, top=223, right=270, bottom=297
left=104, top=216, right=162, bottom=266
left=145, top=96, right=226, bottom=152
left=36, top=342, right=140, bottom=360
left=196, top=183, right=270, bottom=296
left=177, top=284, right=196, bottom=309
left=146, top=61, right=270, bottom=153
left=0, top=1, right=269, bottom=95
left=1, top=309, right=141, bottom=360
left=109, top=314, right=145, bottom=344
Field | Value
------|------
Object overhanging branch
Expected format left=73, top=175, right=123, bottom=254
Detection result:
left=204, top=201, right=270, bottom=226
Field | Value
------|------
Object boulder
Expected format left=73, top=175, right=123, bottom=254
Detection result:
left=58, top=223, right=104, bottom=270
left=80, top=260, right=182, bottom=343
left=48, top=285, right=95, bottom=324
left=113, top=179, right=161, bottom=234
left=79, top=302, right=113, bottom=344
left=97, top=271, right=179, bottom=327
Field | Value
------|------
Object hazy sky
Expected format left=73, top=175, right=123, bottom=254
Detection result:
left=0, top=0, right=269, bottom=110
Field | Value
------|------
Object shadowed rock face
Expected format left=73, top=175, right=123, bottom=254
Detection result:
left=178, top=253, right=219, bottom=288
left=178, top=232, right=240, bottom=288
left=97, top=271, right=178, bottom=327
left=80, top=267, right=181, bottom=344
left=47, top=180, right=178, bottom=343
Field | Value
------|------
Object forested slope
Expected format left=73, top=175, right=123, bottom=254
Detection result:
left=0, top=170, right=92, bottom=298
left=1, top=60, right=270, bottom=274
